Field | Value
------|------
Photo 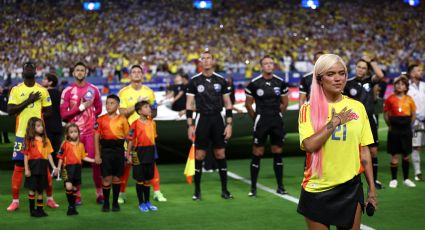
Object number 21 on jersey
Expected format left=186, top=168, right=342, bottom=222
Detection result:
left=332, top=124, right=347, bottom=141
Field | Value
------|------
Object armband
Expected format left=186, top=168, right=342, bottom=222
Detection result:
left=225, top=109, right=233, bottom=118
left=186, top=110, right=193, bottom=119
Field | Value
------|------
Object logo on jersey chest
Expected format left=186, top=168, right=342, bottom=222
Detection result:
left=273, top=87, right=280, bottom=96
left=256, top=89, right=264, bottom=96
left=363, top=83, right=371, bottom=92
left=84, top=88, right=95, bottom=100
left=197, top=85, right=205, bottom=93
left=349, top=88, right=358, bottom=96
left=213, top=83, right=221, bottom=93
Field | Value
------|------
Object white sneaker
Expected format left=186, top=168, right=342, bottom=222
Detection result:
left=403, top=179, right=416, bottom=188
left=389, top=180, right=398, bottom=188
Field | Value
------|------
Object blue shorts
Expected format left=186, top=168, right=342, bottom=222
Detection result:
left=12, top=136, right=24, bottom=161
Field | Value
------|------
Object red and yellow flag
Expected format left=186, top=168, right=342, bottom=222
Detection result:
left=184, top=143, right=195, bottom=184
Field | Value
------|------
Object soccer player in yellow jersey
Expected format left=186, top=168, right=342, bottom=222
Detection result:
left=118, top=65, right=167, bottom=203
left=297, top=54, right=377, bottom=230
left=7, top=62, right=59, bottom=211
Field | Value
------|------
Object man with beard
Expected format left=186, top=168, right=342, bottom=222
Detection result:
left=60, top=62, right=103, bottom=204
left=7, top=62, right=59, bottom=211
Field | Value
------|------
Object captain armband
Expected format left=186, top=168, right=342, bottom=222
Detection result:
left=225, top=109, right=233, bottom=118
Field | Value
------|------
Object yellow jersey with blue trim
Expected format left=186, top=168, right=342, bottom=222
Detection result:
left=8, top=82, right=51, bottom=138
left=118, top=84, right=156, bottom=124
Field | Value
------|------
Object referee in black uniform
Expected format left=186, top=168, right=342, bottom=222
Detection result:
left=245, top=55, right=289, bottom=197
left=186, top=49, right=234, bottom=200
left=344, top=54, right=385, bottom=189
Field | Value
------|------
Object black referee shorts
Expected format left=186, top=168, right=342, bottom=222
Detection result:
left=252, top=114, right=285, bottom=147
left=101, top=148, right=125, bottom=177
left=195, top=113, right=226, bottom=150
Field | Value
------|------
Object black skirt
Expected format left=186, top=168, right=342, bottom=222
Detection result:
left=297, top=175, right=364, bottom=229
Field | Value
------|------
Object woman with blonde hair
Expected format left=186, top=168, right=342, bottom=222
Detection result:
left=297, top=54, right=377, bottom=229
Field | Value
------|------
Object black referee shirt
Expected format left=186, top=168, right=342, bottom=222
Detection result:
left=344, top=75, right=377, bottom=115
left=299, top=72, right=313, bottom=101
left=245, top=74, right=289, bottom=116
left=187, top=72, right=230, bottom=115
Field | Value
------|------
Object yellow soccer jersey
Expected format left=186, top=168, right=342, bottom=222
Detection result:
left=118, top=84, right=156, bottom=124
left=8, top=82, right=51, bottom=138
left=298, top=96, right=373, bottom=192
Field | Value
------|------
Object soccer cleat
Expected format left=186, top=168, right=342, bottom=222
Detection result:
left=153, top=191, right=167, bottom=202
left=112, top=204, right=120, bottom=212
left=138, top=203, right=149, bottom=213
left=101, top=205, right=110, bottom=212
left=46, top=199, right=60, bottom=208
left=414, top=173, right=423, bottom=181
left=96, top=195, right=104, bottom=204
left=67, top=206, right=79, bottom=216
left=30, top=210, right=43, bottom=218
left=145, top=202, right=158, bottom=211
left=221, top=190, right=234, bottom=200
left=276, top=187, right=288, bottom=195
left=389, top=180, right=398, bottom=188
left=118, top=193, right=126, bottom=204
left=403, top=179, right=416, bottom=188
left=374, top=180, right=384, bottom=190
left=192, top=191, right=201, bottom=201
left=38, top=209, right=48, bottom=217
left=7, top=201, right=19, bottom=212
left=248, top=189, right=257, bottom=197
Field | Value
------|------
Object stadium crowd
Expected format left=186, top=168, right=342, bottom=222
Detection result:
left=0, top=0, right=424, bottom=80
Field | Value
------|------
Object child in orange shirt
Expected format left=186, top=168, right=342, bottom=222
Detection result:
left=126, top=101, right=158, bottom=213
left=23, top=117, right=58, bottom=217
left=57, top=123, right=94, bottom=215
left=384, top=75, right=417, bottom=188
left=94, top=94, right=129, bottom=212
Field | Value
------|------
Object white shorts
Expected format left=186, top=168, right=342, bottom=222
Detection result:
left=412, top=120, right=425, bottom=147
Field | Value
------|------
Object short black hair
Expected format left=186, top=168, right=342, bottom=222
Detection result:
left=131, top=65, right=143, bottom=72
left=260, top=55, right=273, bottom=65
left=407, top=64, right=420, bottom=76
left=23, top=61, right=36, bottom=70
left=74, top=62, right=87, bottom=70
left=134, top=101, right=150, bottom=115
left=181, top=74, right=189, bottom=80
left=106, top=94, right=120, bottom=103
left=45, top=73, right=58, bottom=87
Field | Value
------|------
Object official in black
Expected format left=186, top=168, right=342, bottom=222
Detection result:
left=186, top=50, right=234, bottom=200
left=245, top=55, right=289, bottom=197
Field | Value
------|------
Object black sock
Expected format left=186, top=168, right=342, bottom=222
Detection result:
left=36, top=198, right=43, bottom=210
left=112, top=182, right=121, bottom=206
left=143, top=184, right=151, bottom=203
left=250, top=155, right=261, bottom=190
left=391, top=163, right=398, bottom=180
left=72, top=191, right=77, bottom=207
left=402, top=158, right=410, bottom=180
left=216, top=159, right=228, bottom=192
left=372, top=157, right=378, bottom=181
left=66, top=190, right=73, bottom=207
left=102, top=185, right=111, bottom=207
left=273, top=154, right=283, bottom=188
left=29, top=194, right=35, bottom=212
left=136, top=183, right=144, bottom=204
left=194, top=160, right=203, bottom=194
